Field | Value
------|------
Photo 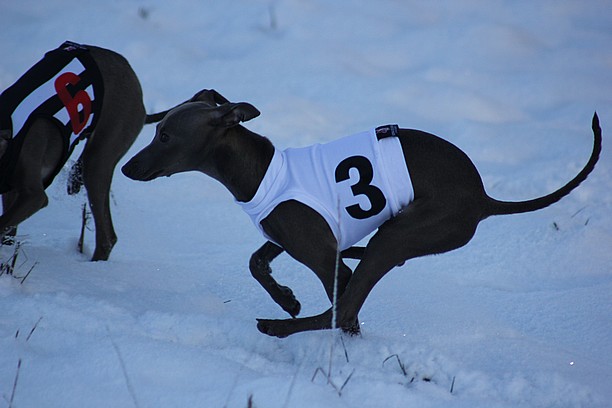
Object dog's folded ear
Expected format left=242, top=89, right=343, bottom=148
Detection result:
left=211, top=102, right=260, bottom=128
left=191, top=89, right=231, bottom=107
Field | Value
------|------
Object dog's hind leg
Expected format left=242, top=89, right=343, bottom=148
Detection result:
left=81, top=147, right=116, bottom=261
left=257, top=197, right=480, bottom=337
left=340, top=246, right=364, bottom=260
left=81, top=120, right=140, bottom=261
left=249, top=241, right=302, bottom=317
left=81, top=46, right=145, bottom=261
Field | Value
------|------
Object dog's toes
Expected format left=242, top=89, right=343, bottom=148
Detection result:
left=278, top=285, right=301, bottom=317
left=256, top=319, right=289, bottom=338
left=340, top=317, right=361, bottom=336
left=282, top=298, right=301, bottom=318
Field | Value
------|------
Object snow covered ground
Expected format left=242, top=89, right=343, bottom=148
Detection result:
left=1, top=1, right=611, bottom=407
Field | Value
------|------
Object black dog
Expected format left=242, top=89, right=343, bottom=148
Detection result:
left=122, top=89, right=601, bottom=337
left=0, top=41, right=170, bottom=260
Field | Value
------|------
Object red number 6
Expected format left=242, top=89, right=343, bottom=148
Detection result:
left=54, top=72, right=92, bottom=135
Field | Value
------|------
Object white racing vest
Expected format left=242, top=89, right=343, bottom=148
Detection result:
left=238, top=125, right=414, bottom=250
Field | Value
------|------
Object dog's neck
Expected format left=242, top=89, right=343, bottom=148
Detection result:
left=207, top=126, right=274, bottom=203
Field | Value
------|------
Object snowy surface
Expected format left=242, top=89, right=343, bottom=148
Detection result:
left=1, top=1, right=611, bottom=407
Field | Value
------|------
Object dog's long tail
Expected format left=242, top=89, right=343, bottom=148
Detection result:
left=144, top=90, right=233, bottom=124
left=483, top=113, right=602, bottom=217
left=145, top=99, right=191, bottom=124
left=145, top=109, right=172, bottom=124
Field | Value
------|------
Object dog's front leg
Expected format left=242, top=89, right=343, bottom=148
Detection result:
left=256, top=201, right=361, bottom=335
left=249, top=241, right=301, bottom=317
left=1, top=175, right=49, bottom=241
left=0, top=187, right=49, bottom=240
left=1, top=193, right=18, bottom=244
left=257, top=309, right=334, bottom=338
left=1, top=118, right=61, bottom=244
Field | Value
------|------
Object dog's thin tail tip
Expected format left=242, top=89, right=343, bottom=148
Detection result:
left=145, top=111, right=168, bottom=124
left=592, top=111, right=601, bottom=132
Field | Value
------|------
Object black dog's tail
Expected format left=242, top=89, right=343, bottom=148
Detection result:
left=483, top=113, right=602, bottom=217
left=145, top=99, right=189, bottom=124
left=145, top=110, right=172, bottom=124
left=145, top=90, right=234, bottom=124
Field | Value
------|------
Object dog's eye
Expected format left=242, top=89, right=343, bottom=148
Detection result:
left=159, top=133, right=170, bottom=143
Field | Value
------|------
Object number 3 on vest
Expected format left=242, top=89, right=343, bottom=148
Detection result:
left=335, top=155, right=387, bottom=219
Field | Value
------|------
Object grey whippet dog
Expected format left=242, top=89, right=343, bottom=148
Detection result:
left=0, top=42, right=170, bottom=261
left=122, top=89, right=601, bottom=337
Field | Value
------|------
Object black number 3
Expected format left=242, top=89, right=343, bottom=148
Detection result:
left=334, top=156, right=386, bottom=219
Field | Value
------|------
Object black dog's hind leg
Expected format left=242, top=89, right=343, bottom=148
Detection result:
left=257, top=197, right=481, bottom=337
left=341, top=246, right=364, bottom=260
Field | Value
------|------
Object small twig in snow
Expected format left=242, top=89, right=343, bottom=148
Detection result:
left=107, top=327, right=141, bottom=408
left=571, top=207, right=587, bottom=218
left=383, top=354, right=408, bottom=377
left=282, top=357, right=303, bottom=408
left=10, top=242, right=21, bottom=273
left=337, top=369, right=355, bottom=395
left=78, top=202, right=90, bottom=254
left=16, top=261, right=38, bottom=285
left=311, top=366, right=325, bottom=383
left=8, top=359, right=21, bottom=408
left=26, top=317, right=43, bottom=342
left=311, top=366, right=355, bottom=397
left=339, top=335, right=350, bottom=363
left=1, top=241, right=22, bottom=276
left=325, top=200, right=344, bottom=383
left=2, top=243, right=37, bottom=284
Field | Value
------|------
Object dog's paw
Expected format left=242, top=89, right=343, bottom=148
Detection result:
left=278, top=285, right=301, bottom=317
left=256, top=319, right=290, bottom=338
left=341, top=319, right=361, bottom=337
left=283, top=301, right=301, bottom=318
left=1, top=226, right=17, bottom=245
